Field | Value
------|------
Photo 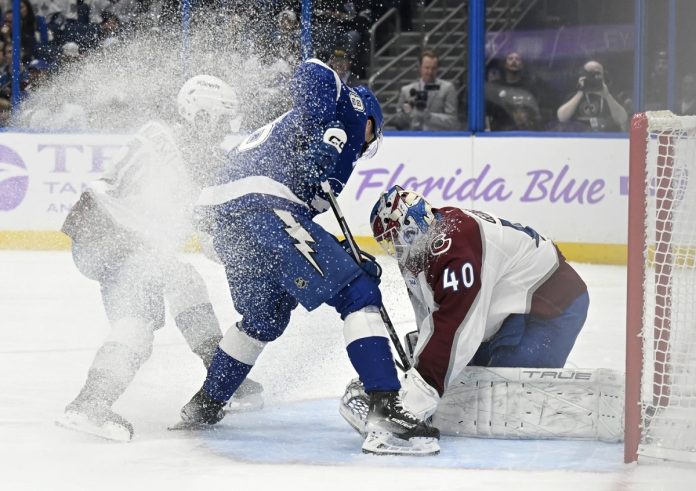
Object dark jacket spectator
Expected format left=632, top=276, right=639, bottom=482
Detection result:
left=486, top=51, right=542, bottom=131
left=677, top=73, right=696, bottom=115
left=556, top=60, right=628, bottom=132
left=1, top=1, right=37, bottom=63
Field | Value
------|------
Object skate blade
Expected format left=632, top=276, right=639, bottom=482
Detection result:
left=361, top=432, right=440, bottom=456
left=167, top=420, right=218, bottom=432
left=224, top=394, right=264, bottom=414
left=56, top=412, right=132, bottom=443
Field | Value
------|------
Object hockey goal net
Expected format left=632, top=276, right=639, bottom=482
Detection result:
left=626, top=111, right=696, bottom=463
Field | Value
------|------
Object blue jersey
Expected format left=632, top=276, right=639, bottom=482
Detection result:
left=198, top=59, right=368, bottom=216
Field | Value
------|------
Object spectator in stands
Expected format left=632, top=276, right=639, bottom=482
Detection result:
left=372, top=0, right=413, bottom=33
left=1, top=1, right=37, bottom=63
left=60, top=41, right=81, bottom=65
left=0, top=40, right=6, bottom=72
left=31, top=0, right=64, bottom=19
left=556, top=60, right=628, bottom=132
left=0, top=94, right=9, bottom=125
left=677, top=73, right=696, bottom=115
left=313, top=1, right=368, bottom=63
left=0, top=42, right=26, bottom=100
left=485, top=51, right=542, bottom=131
left=644, top=50, right=669, bottom=111
left=0, top=40, right=9, bottom=123
left=96, top=10, right=123, bottom=49
left=273, top=8, right=301, bottom=69
left=329, top=49, right=359, bottom=86
left=19, top=0, right=37, bottom=61
left=24, top=58, right=50, bottom=92
left=393, top=49, right=459, bottom=131
left=344, top=1, right=372, bottom=79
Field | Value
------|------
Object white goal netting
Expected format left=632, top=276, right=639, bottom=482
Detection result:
left=637, top=111, right=696, bottom=462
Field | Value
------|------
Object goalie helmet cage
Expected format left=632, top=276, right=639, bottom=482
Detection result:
left=625, top=111, right=696, bottom=464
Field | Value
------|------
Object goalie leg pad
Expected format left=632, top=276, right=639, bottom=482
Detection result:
left=433, top=366, right=624, bottom=442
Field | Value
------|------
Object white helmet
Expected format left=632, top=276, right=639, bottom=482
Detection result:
left=176, top=75, right=242, bottom=131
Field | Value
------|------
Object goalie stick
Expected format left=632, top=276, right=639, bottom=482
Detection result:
left=321, top=181, right=411, bottom=371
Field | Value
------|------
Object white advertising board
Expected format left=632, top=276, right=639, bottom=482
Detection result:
left=318, top=135, right=629, bottom=246
left=0, top=132, right=130, bottom=229
left=0, top=132, right=629, bottom=256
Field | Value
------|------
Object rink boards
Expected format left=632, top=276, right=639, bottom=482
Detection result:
left=0, top=131, right=629, bottom=264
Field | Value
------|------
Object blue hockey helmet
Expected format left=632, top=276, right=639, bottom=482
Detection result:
left=354, top=85, right=384, bottom=159
left=370, top=185, right=435, bottom=263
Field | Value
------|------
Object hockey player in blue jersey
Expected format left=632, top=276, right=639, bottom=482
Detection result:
left=174, top=58, right=440, bottom=455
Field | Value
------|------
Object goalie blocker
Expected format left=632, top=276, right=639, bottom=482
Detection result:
left=340, top=366, right=624, bottom=443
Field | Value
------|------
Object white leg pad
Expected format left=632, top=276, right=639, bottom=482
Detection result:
left=433, top=367, right=625, bottom=442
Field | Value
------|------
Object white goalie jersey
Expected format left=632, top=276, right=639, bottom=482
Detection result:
left=403, top=207, right=587, bottom=396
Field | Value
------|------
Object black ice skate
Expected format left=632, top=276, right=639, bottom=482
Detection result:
left=57, top=399, right=134, bottom=442
left=169, top=389, right=226, bottom=431
left=362, top=391, right=440, bottom=456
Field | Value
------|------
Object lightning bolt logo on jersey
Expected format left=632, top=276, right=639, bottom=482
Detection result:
left=274, top=209, right=324, bottom=276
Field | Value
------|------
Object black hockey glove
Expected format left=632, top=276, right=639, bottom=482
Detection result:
left=339, top=239, right=382, bottom=282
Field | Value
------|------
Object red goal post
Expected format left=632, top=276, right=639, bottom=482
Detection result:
left=625, top=111, right=696, bottom=464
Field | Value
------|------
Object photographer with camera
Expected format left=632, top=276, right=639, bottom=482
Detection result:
left=393, top=50, right=459, bottom=131
left=556, top=60, right=628, bottom=132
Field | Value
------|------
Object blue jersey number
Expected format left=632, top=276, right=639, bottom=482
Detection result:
left=500, top=218, right=545, bottom=247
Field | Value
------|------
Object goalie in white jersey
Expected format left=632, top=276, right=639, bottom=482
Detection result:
left=341, top=185, right=593, bottom=438
left=57, top=75, right=261, bottom=442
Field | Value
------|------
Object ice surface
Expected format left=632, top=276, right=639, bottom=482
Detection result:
left=1, top=251, right=695, bottom=490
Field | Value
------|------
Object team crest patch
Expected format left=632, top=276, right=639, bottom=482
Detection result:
left=295, top=277, right=308, bottom=289
left=349, top=91, right=365, bottom=112
left=430, top=233, right=452, bottom=256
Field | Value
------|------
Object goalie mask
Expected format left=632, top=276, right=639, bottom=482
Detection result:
left=177, top=75, right=242, bottom=133
left=370, top=185, right=435, bottom=263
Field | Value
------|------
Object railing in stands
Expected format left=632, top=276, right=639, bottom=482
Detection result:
left=368, top=8, right=401, bottom=69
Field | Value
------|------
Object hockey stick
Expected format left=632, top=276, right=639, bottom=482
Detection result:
left=321, top=181, right=412, bottom=371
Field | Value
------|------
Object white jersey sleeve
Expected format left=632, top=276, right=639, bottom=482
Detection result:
left=87, top=121, right=198, bottom=252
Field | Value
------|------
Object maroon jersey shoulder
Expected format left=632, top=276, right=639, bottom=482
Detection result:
left=425, top=207, right=483, bottom=286
left=416, top=207, right=484, bottom=395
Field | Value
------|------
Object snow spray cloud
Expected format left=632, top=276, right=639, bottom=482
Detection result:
left=18, top=14, right=297, bottom=133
